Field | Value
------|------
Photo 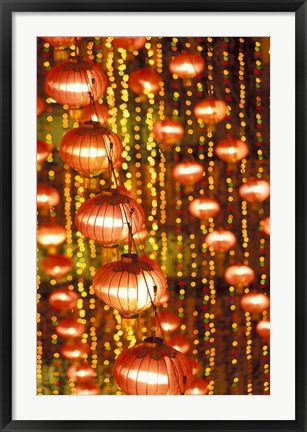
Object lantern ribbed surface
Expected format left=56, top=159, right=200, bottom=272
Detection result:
left=80, top=102, right=109, bottom=124
left=188, top=197, right=220, bottom=220
left=153, top=118, right=184, bottom=145
left=129, top=69, right=161, bottom=95
left=44, top=57, right=107, bottom=108
left=239, top=178, right=270, bottom=203
left=172, top=160, right=204, bottom=186
left=194, top=98, right=227, bottom=124
left=205, top=229, right=236, bottom=252
left=60, top=121, right=123, bottom=177
left=93, top=253, right=167, bottom=317
left=215, top=135, right=249, bottom=163
left=169, top=51, right=205, bottom=79
left=224, top=265, right=255, bottom=287
left=113, top=337, right=192, bottom=395
left=75, top=189, right=145, bottom=247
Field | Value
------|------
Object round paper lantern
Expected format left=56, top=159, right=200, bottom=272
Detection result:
left=215, top=135, right=249, bottom=163
left=240, top=291, right=270, bottom=314
left=205, top=229, right=236, bottom=252
left=169, top=51, right=205, bottom=79
left=133, top=226, right=149, bottom=245
left=188, top=197, right=220, bottom=220
left=45, top=57, right=107, bottom=108
left=37, top=140, right=50, bottom=165
left=55, top=318, right=85, bottom=339
left=37, top=185, right=60, bottom=209
left=67, top=362, right=96, bottom=383
left=172, top=160, right=204, bottom=186
left=194, top=98, right=227, bottom=125
left=75, top=383, right=100, bottom=395
left=93, top=253, right=167, bottom=317
left=239, top=178, right=270, bottom=203
left=188, top=358, right=201, bottom=376
left=112, top=37, right=146, bottom=51
left=256, top=319, right=270, bottom=339
left=156, top=288, right=170, bottom=306
left=128, top=69, right=161, bottom=95
left=42, top=36, right=75, bottom=48
left=48, top=288, right=79, bottom=311
left=185, top=378, right=209, bottom=395
left=61, top=340, right=90, bottom=361
left=152, top=118, right=184, bottom=145
left=156, top=311, right=180, bottom=333
left=113, top=337, right=192, bottom=395
left=262, top=216, right=270, bottom=236
left=37, top=96, right=46, bottom=116
left=60, top=122, right=123, bottom=178
left=37, top=223, right=66, bottom=247
left=75, top=189, right=145, bottom=247
left=41, top=254, right=73, bottom=278
left=169, top=334, right=190, bottom=354
left=224, top=265, right=255, bottom=288
left=80, top=102, right=109, bottom=124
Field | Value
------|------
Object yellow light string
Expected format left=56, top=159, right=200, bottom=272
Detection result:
left=36, top=272, right=43, bottom=395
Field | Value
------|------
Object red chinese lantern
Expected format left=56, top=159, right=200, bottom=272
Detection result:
left=169, top=334, right=190, bottom=354
left=133, top=226, right=149, bottom=245
left=37, top=184, right=60, bottom=209
left=169, top=51, right=205, bottom=79
left=156, top=311, right=180, bottom=333
left=61, top=340, right=90, bottom=360
left=75, top=189, right=145, bottom=247
left=185, top=378, right=209, bottom=395
left=42, top=37, right=75, bottom=48
left=156, top=288, right=170, bottom=306
left=45, top=57, right=107, bottom=108
left=172, top=160, right=204, bottom=186
left=93, top=253, right=167, bottom=317
left=60, top=122, right=123, bottom=178
left=215, top=135, right=249, bottom=163
left=75, top=383, right=100, bottom=395
left=80, top=102, right=109, bottom=124
left=67, top=362, right=96, bottom=383
left=37, top=140, right=51, bottom=165
left=112, top=37, right=146, bottom=51
left=194, top=98, right=227, bottom=125
left=41, top=254, right=73, bottom=278
left=128, top=69, right=161, bottom=95
left=153, top=118, right=184, bottom=145
left=205, top=228, right=236, bottom=252
left=55, top=318, right=85, bottom=339
left=188, top=357, right=201, bottom=376
left=48, top=288, right=79, bottom=311
left=113, top=337, right=192, bottom=395
left=262, top=216, right=270, bottom=236
left=37, top=96, right=46, bottom=116
left=188, top=197, right=220, bottom=220
left=239, top=178, right=270, bottom=203
left=256, top=319, right=270, bottom=339
left=37, top=223, right=67, bottom=247
left=240, top=291, right=270, bottom=314
left=224, top=265, right=255, bottom=288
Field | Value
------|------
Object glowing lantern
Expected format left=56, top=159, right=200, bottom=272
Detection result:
left=156, top=311, right=180, bottom=334
left=37, top=96, right=45, bottom=116
left=93, top=253, right=167, bottom=317
left=153, top=118, right=184, bottom=145
left=169, top=334, right=190, bottom=354
left=37, top=140, right=51, bottom=165
left=75, top=383, right=100, bottom=395
left=42, top=37, right=75, bottom=48
left=112, top=37, right=146, bottom=51
left=256, top=319, right=270, bottom=339
left=60, top=122, right=123, bottom=178
left=80, top=102, right=109, bottom=124
left=113, top=337, right=192, bottom=395
left=67, top=362, right=96, bottom=383
left=205, top=229, right=236, bottom=252
left=194, top=98, right=227, bottom=125
left=156, top=288, right=170, bottom=306
left=169, top=51, right=205, bottom=79
left=188, top=197, right=220, bottom=220
left=262, top=216, right=270, bottom=236
left=37, top=223, right=66, bottom=247
left=172, top=160, right=204, bottom=186
left=61, top=340, right=90, bottom=360
left=133, top=226, right=149, bottom=245
left=185, top=378, right=209, bottom=395
left=215, top=135, right=249, bottom=163
left=37, top=185, right=60, bottom=209
left=240, top=291, right=270, bottom=314
left=55, top=318, right=85, bottom=339
left=48, top=288, right=79, bottom=311
left=75, top=189, right=145, bottom=247
left=224, top=265, right=255, bottom=288
left=188, top=358, right=201, bottom=376
left=239, top=178, right=270, bottom=203
left=41, top=254, right=73, bottom=278
left=44, top=57, right=107, bottom=108
left=128, top=69, right=161, bottom=95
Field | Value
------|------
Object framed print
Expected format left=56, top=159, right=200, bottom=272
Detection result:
left=1, top=1, right=306, bottom=431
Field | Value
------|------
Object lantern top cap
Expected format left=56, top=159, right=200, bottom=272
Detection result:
left=144, top=336, right=164, bottom=348
left=121, top=253, right=138, bottom=263
left=83, top=120, right=101, bottom=128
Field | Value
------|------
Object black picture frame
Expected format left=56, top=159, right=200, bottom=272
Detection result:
left=1, top=1, right=306, bottom=431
